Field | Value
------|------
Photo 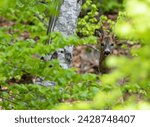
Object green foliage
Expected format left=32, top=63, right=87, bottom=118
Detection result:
left=77, top=0, right=101, bottom=36
left=104, top=0, right=150, bottom=108
left=0, top=26, right=97, bottom=109
left=94, top=0, right=124, bottom=13
left=76, top=0, right=118, bottom=37
left=0, top=0, right=16, bottom=8
left=0, top=0, right=99, bottom=109
left=56, top=0, right=150, bottom=109
left=0, top=0, right=150, bottom=110
left=56, top=89, right=122, bottom=110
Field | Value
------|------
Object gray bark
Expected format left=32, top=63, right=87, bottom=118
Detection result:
left=34, top=0, right=82, bottom=86
left=47, top=0, right=81, bottom=69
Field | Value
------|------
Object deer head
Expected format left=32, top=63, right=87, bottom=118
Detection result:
left=95, top=26, right=116, bottom=56
left=95, top=26, right=117, bottom=74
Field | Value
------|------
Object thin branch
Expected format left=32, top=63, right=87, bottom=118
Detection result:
left=34, top=13, right=48, bottom=27
left=86, top=44, right=100, bottom=53
left=46, top=15, right=57, bottom=44
left=46, top=1, right=64, bottom=45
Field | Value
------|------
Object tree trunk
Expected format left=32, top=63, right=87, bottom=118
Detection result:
left=35, top=0, right=82, bottom=86
left=52, top=0, right=81, bottom=69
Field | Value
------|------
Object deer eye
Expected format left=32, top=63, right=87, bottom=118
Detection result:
left=101, top=43, right=104, bottom=47
left=110, top=43, right=114, bottom=46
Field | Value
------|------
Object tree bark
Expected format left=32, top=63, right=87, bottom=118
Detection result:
left=35, top=0, right=82, bottom=86
left=52, top=0, right=81, bottom=69
left=44, top=0, right=81, bottom=69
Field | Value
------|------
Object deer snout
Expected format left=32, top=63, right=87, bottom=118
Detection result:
left=104, top=49, right=111, bottom=55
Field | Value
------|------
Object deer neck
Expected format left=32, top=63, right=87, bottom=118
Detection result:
left=99, top=50, right=109, bottom=74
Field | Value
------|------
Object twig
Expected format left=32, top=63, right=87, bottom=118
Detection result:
left=86, top=44, right=100, bottom=53
left=46, top=15, right=57, bottom=44
left=34, top=13, right=48, bottom=27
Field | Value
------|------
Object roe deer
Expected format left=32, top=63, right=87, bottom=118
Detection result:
left=95, top=27, right=116, bottom=74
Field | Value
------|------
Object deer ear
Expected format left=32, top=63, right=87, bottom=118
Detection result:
left=112, top=34, right=117, bottom=40
left=99, top=25, right=104, bottom=35
left=112, top=34, right=119, bottom=43
left=112, top=34, right=120, bottom=46
left=95, top=29, right=103, bottom=38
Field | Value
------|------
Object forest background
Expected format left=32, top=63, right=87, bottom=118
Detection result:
left=0, top=0, right=150, bottom=109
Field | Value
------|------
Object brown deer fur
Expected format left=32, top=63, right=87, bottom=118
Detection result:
left=95, top=27, right=116, bottom=74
